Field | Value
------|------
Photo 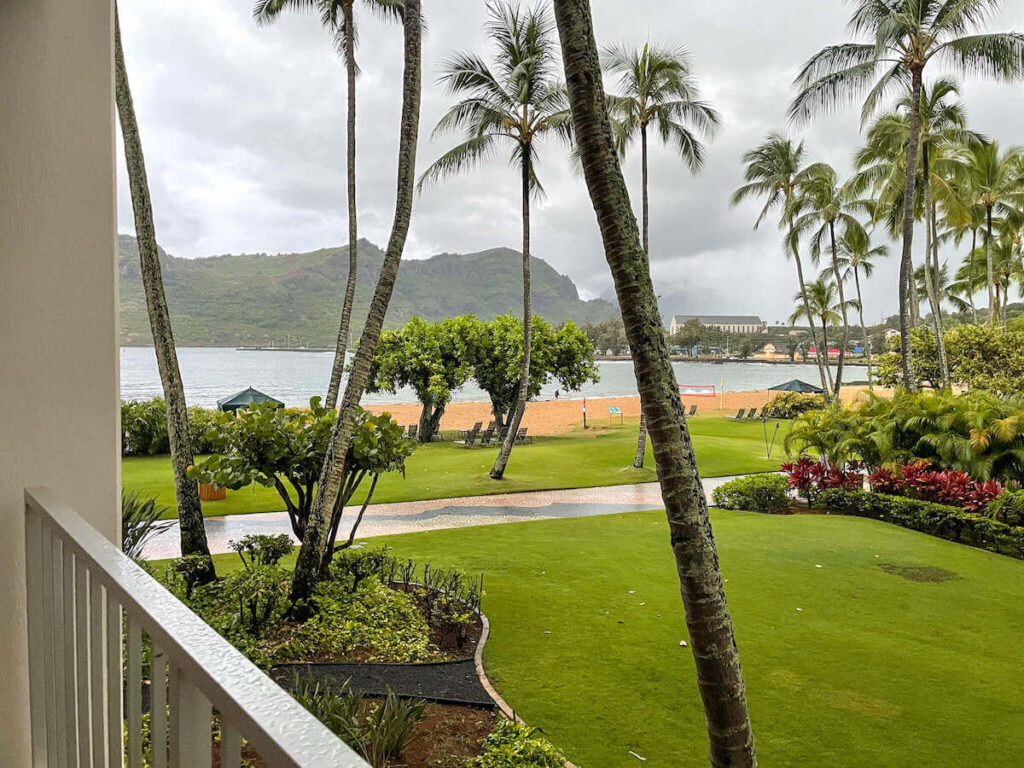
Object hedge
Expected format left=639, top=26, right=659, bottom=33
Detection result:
left=712, top=474, right=790, bottom=514
left=820, top=489, right=1024, bottom=560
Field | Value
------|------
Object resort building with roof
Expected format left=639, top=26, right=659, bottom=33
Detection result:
left=670, top=314, right=767, bottom=335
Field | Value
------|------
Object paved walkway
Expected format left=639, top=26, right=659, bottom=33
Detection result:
left=142, top=476, right=746, bottom=560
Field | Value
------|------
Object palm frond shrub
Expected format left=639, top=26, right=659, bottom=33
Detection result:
left=121, top=489, right=172, bottom=560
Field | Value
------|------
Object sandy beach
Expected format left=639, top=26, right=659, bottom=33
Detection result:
left=365, top=386, right=882, bottom=436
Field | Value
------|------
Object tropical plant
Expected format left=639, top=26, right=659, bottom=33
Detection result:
left=551, top=0, right=756, bottom=762
left=836, top=224, right=888, bottom=386
left=468, top=719, right=567, bottom=768
left=791, top=162, right=865, bottom=393
left=230, top=534, right=294, bottom=570
left=788, top=277, right=860, bottom=381
left=712, top=474, right=791, bottom=514
left=791, top=0, right=1024, bottom=388
left=114, top=6, right=214, bottom=581
left=602, top=41, right=719, bottom=466
left=288, top=0, right=421, bottom=609
left=731, top=132, right=832, bottom=397
left=419, top=1, right=573, bottom=480
left=120, top=490, right=172, bottom=560
left=254, top=0, right=403, bottom=410
left=366, top=315, right=484, bottom=442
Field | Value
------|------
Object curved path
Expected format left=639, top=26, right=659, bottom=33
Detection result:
left=142, top=476, right=746, bottom=560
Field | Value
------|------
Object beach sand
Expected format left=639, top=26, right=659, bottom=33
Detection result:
left=365, top=386, right=882, bottom=437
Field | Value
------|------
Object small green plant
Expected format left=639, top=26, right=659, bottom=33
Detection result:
left=226, top=565, right=290, bottom=637
left=121, top=489, right=172, bottom=559
left=469, top=719, right=566, bottom=768
left=168, top=554, right=215, bottom=599
left=230, top=533, right=293, bottom=569
left=712, top=474, right=791, bottom=514
left=988, top=489, right=1024, bottom=526
left=765, top=392, right=826, bottom=419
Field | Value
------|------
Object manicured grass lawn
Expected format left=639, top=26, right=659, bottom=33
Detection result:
left=200, top=512, right=1024, bottom=767
left=125, top=417, right=791, bottom=518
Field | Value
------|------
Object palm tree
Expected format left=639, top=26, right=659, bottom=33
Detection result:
left=962, top=141, right=1024, bottom=324
left=837, top=226, right=888, bottom=387
left=552, top=1, right=756, bottom=763
left=290, top=0, right=421, bottom=606
left=114, top=6, right=214, bottom=582
left=791, top=163, right=863, bottom=394
left=254, top=0, right=402, bottom=410
left=419, top=1, right=572, bottom=480
left=602, top=42, right=719, bottom=468
left=731, top=133, right=832, bottom=398
left=790, top=0, right=1024, bottom=388
left=789, top=277, right=860, bottom=369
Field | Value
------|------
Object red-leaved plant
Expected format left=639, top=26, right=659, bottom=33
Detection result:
left=781, top=458, right=862, bottom=507
left=863, top=461, right=1004, bottom=513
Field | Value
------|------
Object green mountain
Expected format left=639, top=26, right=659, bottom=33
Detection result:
left=119, top=235, right=616, bottom=346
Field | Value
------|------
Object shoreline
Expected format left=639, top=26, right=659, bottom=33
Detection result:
left=365, top=387, right=880, bottom=437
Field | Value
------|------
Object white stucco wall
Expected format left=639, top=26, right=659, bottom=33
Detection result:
left=0, top=0, right=118, bottom=760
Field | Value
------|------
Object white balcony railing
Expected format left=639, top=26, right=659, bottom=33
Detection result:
left=25, top=487, right=370, bottom=768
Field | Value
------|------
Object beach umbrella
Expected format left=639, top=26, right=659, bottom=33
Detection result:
left=768, top=379, right=824, bottom=394
left=217, top=386, right=285, bottom=414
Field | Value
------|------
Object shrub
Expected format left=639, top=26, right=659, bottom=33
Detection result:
left=781, top=458, right=862, bottom=507
left=188, top=405, right=232, bottom=455
left=230, top=534, right=293, bottom=569
left=765, top=392, right=826, bottom=419
left=866, top=461, right=1004, bottom=513
left=469, top=719, right=567, bottom=768
left=712, top=474, right=790, bottom=514
left=988, top=490, right=1024, bottom=526
left=121, top=398, right=169, bottom=456
left=820, top=488, right=1024, bottom=559
left=121, top=490, right=171, bottom=560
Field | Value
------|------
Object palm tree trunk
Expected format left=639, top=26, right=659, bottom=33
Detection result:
left=788, top=217, right=832, bottom=399
left=490, top=141, right=533, bottom=479
left=921, top=154, right=949, bottom=387
left=553, top=2, right=756, bottom=763
left=929, top=200, right=949, bottom=386
left=969, top=228, right=978, bottom=324
left=291, top=0, right=421, bottom=606
left=633, top=123, right=650, bottom=468
left=325, top=0, right=360, bottom=410
left=114, top=6, right=214, bottom=581
left=987, top=205, right=996, bottom=326
left=854, top=266, right=872, bottom=390
left=897, top=68, right=923, bottom=389
left=828, top=221, right=848, bottom=395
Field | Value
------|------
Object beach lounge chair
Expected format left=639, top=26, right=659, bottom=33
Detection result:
left=515, top=427, right=531, bottom=444
left=455, top=425, right=481, bottom=447
left=477, top=427, right=496, bottom=446
left=458, top=421, right=483, bottom=440
left=486, top=420, right=497, bottom=432
left=406, top=424, right=419, bottom=441
left=688, top=404, right=698, bottom=417
left=732, top=409, right=747, bottom=420
left=746, top=407, right=760, bottom=420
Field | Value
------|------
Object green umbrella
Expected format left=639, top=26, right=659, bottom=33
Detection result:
left=767, top=379, right=824, bottom=394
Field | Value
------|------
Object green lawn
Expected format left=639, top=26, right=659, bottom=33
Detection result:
left=125, top=417, right=791, bottom=518
left=198, top=511, right=1024, bottom=766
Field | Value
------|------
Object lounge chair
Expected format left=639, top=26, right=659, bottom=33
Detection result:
left=406, top=424, right=419, bottom=441
left=514, top=427, right=531, bottom=444
left=746, top=408, right=760, bottom=420
left=455, top=426, right=481, bottom=447
left=458, top=421, right=483, bottom=440
left=732, top=409, right=747, bottom=420
left=477, top=427, right=496, bottom=446
left=486, top=420, right=497, bottom=432
left=687, top=404, right=698, bottom=417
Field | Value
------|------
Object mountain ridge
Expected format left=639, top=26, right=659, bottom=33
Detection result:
left=118, top=235, right=616, bottom=346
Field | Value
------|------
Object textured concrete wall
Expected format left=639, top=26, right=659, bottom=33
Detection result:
left=0, top=0, right=118, bottom=760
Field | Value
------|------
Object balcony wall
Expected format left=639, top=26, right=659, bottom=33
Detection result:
left=0, top=0, right=119, bottom=762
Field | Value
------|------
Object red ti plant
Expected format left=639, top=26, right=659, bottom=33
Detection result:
left=782, top=457, right=818, bottom=507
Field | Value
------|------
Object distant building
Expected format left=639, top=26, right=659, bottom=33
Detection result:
left=884, top=329, right=901, bottom=341
left=754, top=342, right=801, bottom=361
left=670, top=314, right=767, bottom=335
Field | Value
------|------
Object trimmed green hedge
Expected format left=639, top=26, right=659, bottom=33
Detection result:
left=712, top=474, right=790, bottom=514
left=820, top=489, right=1024, bottom=560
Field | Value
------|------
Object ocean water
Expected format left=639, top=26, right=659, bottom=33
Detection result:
left=120, top=346, right=831, bottom=408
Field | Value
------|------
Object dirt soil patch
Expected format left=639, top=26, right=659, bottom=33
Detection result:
left=878, top=563, right=960, bottom=583
left=397, top=702, right=498, bottom=768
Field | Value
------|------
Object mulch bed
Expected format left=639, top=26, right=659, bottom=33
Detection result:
left=393, top=702, right=498, bottom=768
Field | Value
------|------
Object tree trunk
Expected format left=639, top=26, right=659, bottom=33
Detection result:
left=920, top=151, right=949, bottom=387
left=828, top=221, right=848, bottom=395
left=553, top=2, right=756, bottom=764
left=418, top=401, right=445, bottom=442
left=987, top=205, right=996, bottom=326
left=789, top=217, right=832, bottom=400
left=326, top=1, right=360, bottom=410
left=928, top=198, right=950, bottom=386
left=854, top=266, right=872, bottom=390
left=633, top=123, right=651, bottom=467
left=114, top=7, right=214, bottom=581
left=290, top=0, right=421, bottom=607
left=490, top=141, right=533, bottom=479
left=897, top=68, right=923, bottom=389
left=969, top=228, right=978, bottom=323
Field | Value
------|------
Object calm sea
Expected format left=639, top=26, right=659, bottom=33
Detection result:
left=120, top=346, right=832, bottom=408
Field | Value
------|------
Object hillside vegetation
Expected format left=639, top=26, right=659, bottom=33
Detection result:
left=118, top=235, right=616, bottom=346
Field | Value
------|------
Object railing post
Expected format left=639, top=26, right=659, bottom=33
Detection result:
left=25, top=504, right=48, bottom=766
left=170, top=669, right=212, bottom=768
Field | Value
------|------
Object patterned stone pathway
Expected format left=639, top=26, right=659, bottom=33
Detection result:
left=142, top=476, right=749, bottom=560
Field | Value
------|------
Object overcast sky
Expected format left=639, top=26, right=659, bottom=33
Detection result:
left=116, top=0, right=1024, bottom=326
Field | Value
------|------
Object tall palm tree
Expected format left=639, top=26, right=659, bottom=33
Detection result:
left=254, top=0, right=402, bottom=410
left=962, top=141, right=1024, bottom=324
left=791, top=163, right=863, bottom=395
left=790, top=0, right=1024, bottom=388
left=789, top=277, right=860, bottom=367
left=837, top=225, right=888, bottom=387
left=114, top=6, right=214, bottom=582
left=731, top=133, right=832, bottom=398
left=602, top=42, right=719, bottom=468
left=946, top=175, right=987, bottom=323
left=419, top=1, right=572, bottom=480
left=552, top=1, right=756, bottom=763
left=290, top=0, right=421, bottom=606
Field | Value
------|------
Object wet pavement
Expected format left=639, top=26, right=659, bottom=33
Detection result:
left=142, top=476, right=748, bottom=560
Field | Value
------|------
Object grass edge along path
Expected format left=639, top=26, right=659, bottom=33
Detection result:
left=125, top=417, right=791, bottom=518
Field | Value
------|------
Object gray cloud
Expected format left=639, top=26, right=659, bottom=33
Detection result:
left=117, top=0, right=1024, bottom=324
